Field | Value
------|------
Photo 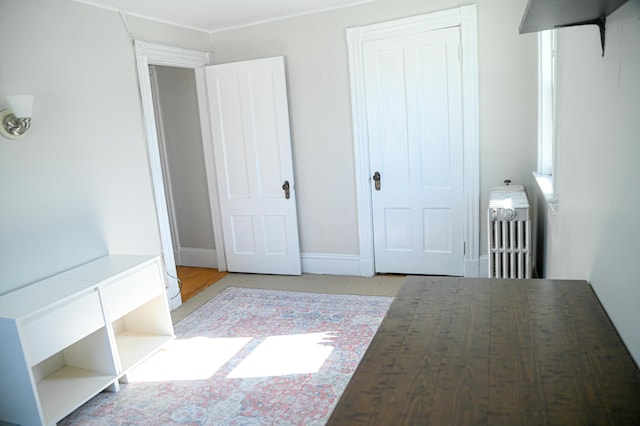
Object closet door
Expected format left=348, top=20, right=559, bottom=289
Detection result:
left=365, top=27, right=465, bottom=275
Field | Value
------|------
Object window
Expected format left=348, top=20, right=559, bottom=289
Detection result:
left=535, top=30, right=558, bottom=213
left=537, top=30, right=556, bottom=177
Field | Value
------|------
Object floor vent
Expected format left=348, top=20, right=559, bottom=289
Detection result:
left=488, top=182, right=531, bottom=279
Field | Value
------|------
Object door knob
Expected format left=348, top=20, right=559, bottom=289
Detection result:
left=372, top=172, right=381, bottom=191
left=282, top=180, right=291, bottom=199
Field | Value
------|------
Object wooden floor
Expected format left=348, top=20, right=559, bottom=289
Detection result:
left=328, top=276, right=640, bottom=425
left=176, top=266, right=226, bottom=302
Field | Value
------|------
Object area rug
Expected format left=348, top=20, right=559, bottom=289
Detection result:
left=60, top=287, right=393, bottom=425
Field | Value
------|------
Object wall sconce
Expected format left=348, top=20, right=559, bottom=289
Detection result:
left=0, top=95, right=34, bottom=139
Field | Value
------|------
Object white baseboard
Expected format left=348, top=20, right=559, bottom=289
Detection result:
left=464, top=258, right=479, bottom=277
left=479, top=255, right=488, bottom=278
left=176, top=248, right=218, bottom=268
left=302, top=253, right=489, bottom=278
left=186, top=251, right=486, bottom=278
left=174, top=251, right=365, bottom=276
left=301, top=253, right=363, bottom=276
left=464, top=256, right=488, bottom=278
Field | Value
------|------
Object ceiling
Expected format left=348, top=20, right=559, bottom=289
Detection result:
left=73, top=0, right=375, bottom=32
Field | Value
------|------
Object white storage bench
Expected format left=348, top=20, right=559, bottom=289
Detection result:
left=0, top=255, right=175, bottom=425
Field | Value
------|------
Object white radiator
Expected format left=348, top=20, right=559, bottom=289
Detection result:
left=488, top=183, right=531, bottom=279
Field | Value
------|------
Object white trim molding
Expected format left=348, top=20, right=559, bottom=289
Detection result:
left=176, top=248, right=219, bottom=268
left=135, top=41, right=213, bottom=68
left=346, top=5, right=480, bottom=277
left=478, top=255, right=489, bottom=278
left=148, top=65, right=181, bottom=265
left=301, top=253, right=362, bottom=276
left=533, top=172, right=558, bottom=215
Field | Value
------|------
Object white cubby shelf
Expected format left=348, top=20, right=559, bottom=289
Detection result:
left=0, top=255, right=175, bottom=425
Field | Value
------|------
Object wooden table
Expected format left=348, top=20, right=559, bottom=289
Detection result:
left=328, top=277, right=640, bottom=425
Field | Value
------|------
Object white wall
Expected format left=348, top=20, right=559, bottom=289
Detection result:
left=0, top=0, right=210, bottom=294
left=209, top=0, right=537, bottom=263
left=153, top=65, right=216, bottom=265
left=0, top=0, right=538, bottom=290
left=542, top=0, right=640, bottom=365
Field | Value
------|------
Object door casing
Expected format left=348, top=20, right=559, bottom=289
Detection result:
left=135, top=41, right=225, bottom=310
left=347, top=5, right=480, bottom=277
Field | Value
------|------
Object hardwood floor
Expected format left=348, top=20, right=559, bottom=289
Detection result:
left=328, top=276, right=640, bottom=425
left=176, top=266, right=227, bottom=303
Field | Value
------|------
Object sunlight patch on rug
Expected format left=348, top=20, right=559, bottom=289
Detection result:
left=126, top=337, right=252, bottom=382
left=228, top=331, right=336, bottom=378
left=59, top=287, right=393, bottom=426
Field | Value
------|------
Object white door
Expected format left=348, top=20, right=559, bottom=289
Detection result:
left=364, top=27, right=464, bottom=276
left=205, top=57, right=301, bottom=275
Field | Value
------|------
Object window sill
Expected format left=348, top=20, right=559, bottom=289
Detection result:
left=533, top=172, right=558, bottom=215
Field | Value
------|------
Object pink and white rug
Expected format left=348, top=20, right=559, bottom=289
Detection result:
left=60, top=287, right=393, bottom=425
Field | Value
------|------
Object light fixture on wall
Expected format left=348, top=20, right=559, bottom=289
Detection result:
left=0, top=95, right=34, bottom=139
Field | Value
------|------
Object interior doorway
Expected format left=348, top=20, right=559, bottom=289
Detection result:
left=135, top=43, right=303, bottom=309
left=134, top=41, right=225, bottom=310
left=149, top=65, right=225, bottom=303
left=148, top=65, right=217, bottom=270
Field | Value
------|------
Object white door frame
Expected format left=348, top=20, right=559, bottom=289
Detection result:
left=347, top=5, right=480, bottom=277
left=134, top=41, right=226, bottom=310
left=148, top=65, right=182, bottom=266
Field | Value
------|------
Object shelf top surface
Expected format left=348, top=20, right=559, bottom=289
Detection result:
left=0, top=255, right=159, bottom=319
left=489, top=185, right=530, bottom=209
left=57, top=254, right=158, bottom=282
left=520, top=0, right=629, bottom=33
left=0, top=277, right=97, bottom=319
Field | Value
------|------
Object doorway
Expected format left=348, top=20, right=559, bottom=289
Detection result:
left=149, top=65, right=217, bottom=269
left=135, top=41, right=225, bottom=310
left=347, top=5, right=481, bottom=277
left=365, top=26, right=464, bottom=276
left=135, top=44, right=303, bottom=310
left=149, top=65, right=224, bottom=303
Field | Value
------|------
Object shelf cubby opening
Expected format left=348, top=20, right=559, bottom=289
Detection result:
left=111, top=295, right=174, bottom=373
left=31, top=327, right=117, bottom=424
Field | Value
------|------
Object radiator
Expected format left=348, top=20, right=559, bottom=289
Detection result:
left=488, top=184, right=531, bottom=279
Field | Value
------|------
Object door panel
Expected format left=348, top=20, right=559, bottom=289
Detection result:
left=365, top=27, right=464, bottom=276
left=216, top=75, right=251, bottom=199
left=262, top=215, right=288, bottom=255
left=230, top=215, right=255, bottom=254
left=206, top=57, right=301, bottom=275
left=384, top=208, right=412, bottom=251
left=423, top=208, right=453, bottom=252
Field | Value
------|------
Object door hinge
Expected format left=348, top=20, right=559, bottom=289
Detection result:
left=464, top=241, right=466, bottom=255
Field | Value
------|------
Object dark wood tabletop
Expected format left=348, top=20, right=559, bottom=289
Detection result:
left=328, top=277, right=640, bottom=425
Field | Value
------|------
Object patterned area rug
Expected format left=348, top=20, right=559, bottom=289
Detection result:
left=60, top=287, right=393, bottom=425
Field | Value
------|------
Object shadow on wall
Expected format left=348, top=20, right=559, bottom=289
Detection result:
left=531, top=183, right=547, bottom=278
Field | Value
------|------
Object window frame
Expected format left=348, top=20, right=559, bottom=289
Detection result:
left=534, top=29, right=558, bottom=213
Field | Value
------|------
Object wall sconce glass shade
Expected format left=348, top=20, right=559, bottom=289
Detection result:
left=1, top=95, right=34, bottom=139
